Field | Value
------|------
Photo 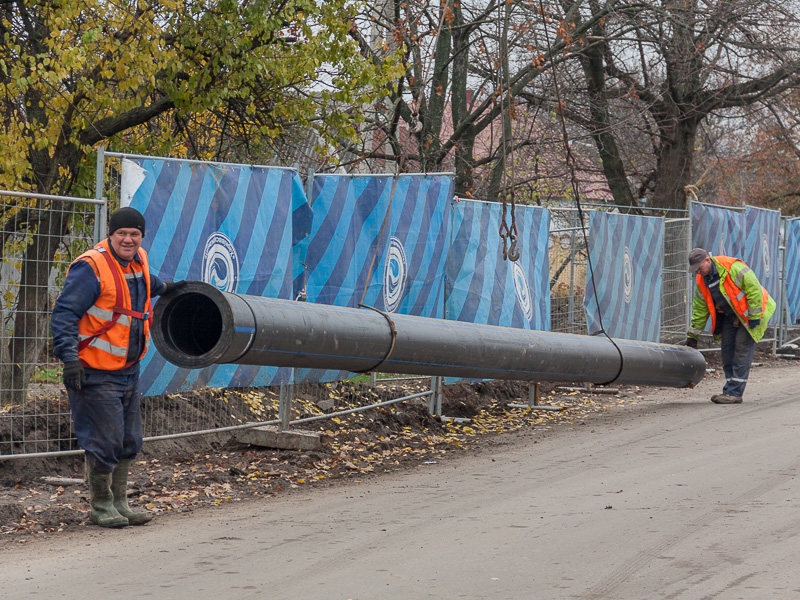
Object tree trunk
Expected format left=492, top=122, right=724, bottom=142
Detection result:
left=651, top=0, right=702, bottom=211
left=3, top=206, right=73, bottom=405
left=418, top=0, right=453, bottom=172
left=450, top=2, right=475, bottom=197
left=651, top=116, right=701, bottom=210
left=578, top=35, right=636, bottom=208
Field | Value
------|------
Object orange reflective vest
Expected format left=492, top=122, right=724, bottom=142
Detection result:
left=695, top=255, right=770, bottom=333
left=71, top=239, right=152, bottom=370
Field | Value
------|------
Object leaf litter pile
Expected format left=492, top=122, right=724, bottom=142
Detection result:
left=0, top=377, right=656, bottom=540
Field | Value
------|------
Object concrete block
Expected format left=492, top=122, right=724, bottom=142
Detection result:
left=235, top=426, right=321, bottom=450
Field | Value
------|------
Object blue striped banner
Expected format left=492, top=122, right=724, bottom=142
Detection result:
left=690, top=202, right=746, bottom=257
left=744, top=206, right=780, bottom=300
left=124, top=158, right=308, bottom=396
left=445, top=199, right=550, bottom=330
left=296, top=173, right=453, bottom=383
left=785, top=219, right=800, bottom=322
left=303, top=174, right=453, bottom=315
left=584, top=212, right=663, bottom=342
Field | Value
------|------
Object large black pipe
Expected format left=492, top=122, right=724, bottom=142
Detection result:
left=152, top=281, right=706, bottom=388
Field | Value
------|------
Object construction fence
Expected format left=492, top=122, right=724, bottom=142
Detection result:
left=1, top=153, right=795, bottom=458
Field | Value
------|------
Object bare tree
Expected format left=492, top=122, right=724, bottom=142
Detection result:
left=350, top=0, right=800, bottom=211
left=544, top=0, right=800, bottom=209
left=347, top=0, right=615, bottom=202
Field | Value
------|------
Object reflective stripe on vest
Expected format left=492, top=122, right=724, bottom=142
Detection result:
left=86, top=304, right=132, bottom=326
left=78, top=334, right=129, bottom=357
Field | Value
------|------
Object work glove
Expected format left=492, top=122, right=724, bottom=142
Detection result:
left=685, top=337, right=698, bottom=349
left=160, top=280, right=187, bottom=297
left=62, top=361, right=86, bottom=391
left=748, top=318, right=760, bottom=329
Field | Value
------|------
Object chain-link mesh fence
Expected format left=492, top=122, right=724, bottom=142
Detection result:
left=1, top=191, right=101, bottom=455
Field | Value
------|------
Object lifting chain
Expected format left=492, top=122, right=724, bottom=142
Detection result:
left=496, top=0, right=519, bottom=262
left=499, top=189, right=520, bottom=261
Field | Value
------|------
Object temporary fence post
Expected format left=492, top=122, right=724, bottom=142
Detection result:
left=687, top=202, right=694, bottom=333
left=435, top=376, right=443, bottom=416
left=95, top=145, right=107, bottom=242
left=568, top=220, right=577, bottom=330
left=508, top=382, right=564, bottom=411
left=279, top=382, right=293, bottom=431
left=778, top=219, right=789, bottom=350
left=306, top=168, right=315, bottom=203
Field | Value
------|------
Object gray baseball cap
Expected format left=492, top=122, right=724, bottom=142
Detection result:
left=688, top=248, right=710, bottom=274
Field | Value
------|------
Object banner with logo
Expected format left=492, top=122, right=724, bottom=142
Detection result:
left=584, top=212, right=663, bottom=342
left=445, top=199, right=550, bottom=330
left=744, top=206, right=780, bottom=300
left=302, top=173, right=453, bottom=312
left=122, top=157, right=310, bottom=396
left=690, top=202, right=746, bottom=257
left=785, top=219, right=800, bottom=323
left=293, top=173, right=453, bottom=383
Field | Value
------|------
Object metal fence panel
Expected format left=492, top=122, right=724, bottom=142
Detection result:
left=662, top=218, right=691, bottom=342
left=1, top=192, right=100, bottom=455
left=584, top=211, right=664, bottom=341
left=744, top=206, right=781, bottom=301
left=690, top=201, right=746, bottom=257
left=784, top=219, right=800, bottom=323
left=114, top=154, right=304, bottom=394
left=548, top=208, right=588, bottom=334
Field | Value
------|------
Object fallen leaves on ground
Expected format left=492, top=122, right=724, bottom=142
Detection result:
left=1, top=381, right=639, bottom=539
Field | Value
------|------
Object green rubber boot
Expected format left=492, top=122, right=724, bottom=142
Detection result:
left=89, top=468, right=129, bottom=528
left=111, top=458, right=152, bottom=525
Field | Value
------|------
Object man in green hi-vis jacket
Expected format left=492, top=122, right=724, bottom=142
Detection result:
left=685, top=248, right=776, bottom=405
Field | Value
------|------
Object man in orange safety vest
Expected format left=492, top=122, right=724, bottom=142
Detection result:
left=52, top=207, right=185, bottom=527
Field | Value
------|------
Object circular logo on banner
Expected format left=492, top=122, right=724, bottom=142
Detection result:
left=202, top=232, right=240, bottom=293
left=383, top=237, right=407, bottom=313
left=623, top=247, right=633, bottom=303
left=512, top=261, right=534, bottom=321
left=762, top=234, right=771, bottom=277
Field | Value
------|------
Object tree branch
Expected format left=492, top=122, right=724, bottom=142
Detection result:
left=78, top=95, right=175, bottom=146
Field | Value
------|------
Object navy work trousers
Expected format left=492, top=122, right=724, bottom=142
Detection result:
left=67, top=369, right=143, bottom=473
left=719, top=314, right=756, bottom=398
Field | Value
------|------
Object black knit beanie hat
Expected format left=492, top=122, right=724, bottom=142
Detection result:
left=108, top=207, right=146, bottom=236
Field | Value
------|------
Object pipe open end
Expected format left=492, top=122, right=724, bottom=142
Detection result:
left=152, top=281, right=230, bottom=369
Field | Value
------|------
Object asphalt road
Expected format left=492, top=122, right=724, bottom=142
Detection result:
left=3, top=363, right=800, bottom=599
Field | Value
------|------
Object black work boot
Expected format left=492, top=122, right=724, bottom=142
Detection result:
left=89, top=467, right=129, bottom=528
left=711, top=394, right=743, bottom=404
left=111, top=458, right=152, bottom=525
